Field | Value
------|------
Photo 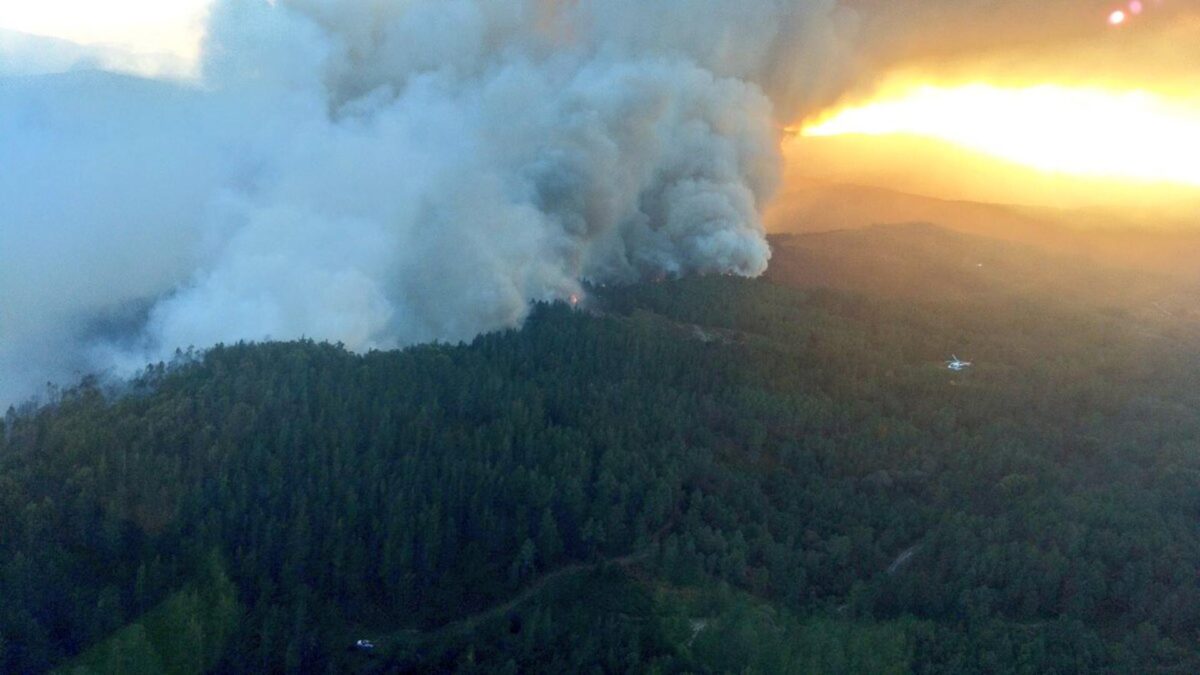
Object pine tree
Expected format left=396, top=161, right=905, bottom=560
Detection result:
left=537, top=508, right=563, bottom=564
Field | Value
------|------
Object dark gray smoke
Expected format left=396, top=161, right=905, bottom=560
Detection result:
left=0, top=0, right=857, bottom=405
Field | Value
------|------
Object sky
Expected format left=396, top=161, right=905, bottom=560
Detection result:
left=2, top=0, right=1198, bottom=207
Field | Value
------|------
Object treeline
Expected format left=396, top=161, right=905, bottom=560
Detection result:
left=2, top=276, right=1200, bottom=672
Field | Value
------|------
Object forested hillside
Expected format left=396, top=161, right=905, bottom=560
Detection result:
left=4, top=229, right=1200, bottom=673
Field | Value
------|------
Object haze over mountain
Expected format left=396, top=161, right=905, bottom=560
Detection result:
left=3, top=0, right=827, bottom=406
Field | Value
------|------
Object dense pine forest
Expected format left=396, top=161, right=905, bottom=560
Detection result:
left=4, top=227, right=1200, bottom=673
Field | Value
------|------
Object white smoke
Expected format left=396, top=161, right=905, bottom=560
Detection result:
left=0, top=0, right=855, bottom=406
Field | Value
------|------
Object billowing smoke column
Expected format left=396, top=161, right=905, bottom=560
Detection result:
left=0, top=0, right=855, bottom=406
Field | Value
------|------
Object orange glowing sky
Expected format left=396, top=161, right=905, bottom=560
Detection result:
left=786, top=0, right=1200, bottom=214
left=801, top=84, right=1200, bottom=188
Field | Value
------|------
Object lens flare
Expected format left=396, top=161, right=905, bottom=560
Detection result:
left=802, top=84, right=1200, bottom=187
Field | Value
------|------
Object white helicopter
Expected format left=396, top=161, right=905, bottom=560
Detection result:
left=946, top=355, right=973, bottom=371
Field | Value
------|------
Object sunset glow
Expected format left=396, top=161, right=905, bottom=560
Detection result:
left=800, top=84, right=1200, bottom=187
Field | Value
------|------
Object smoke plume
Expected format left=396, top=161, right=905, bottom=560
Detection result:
left=0, top=0, right=860, bottom=406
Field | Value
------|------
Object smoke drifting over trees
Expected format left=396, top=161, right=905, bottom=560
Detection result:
left=0, top=0, right=861, bottom=405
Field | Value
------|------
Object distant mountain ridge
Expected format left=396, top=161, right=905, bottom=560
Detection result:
left=0, top=29, right=102, bottom=76
left=767, top=178, right=1200, bottom=282
left=0, top=28, right=190, bottom=78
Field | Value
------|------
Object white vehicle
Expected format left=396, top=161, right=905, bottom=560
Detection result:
left=355, top=639, right=375, bottom=650
left=946, top=355, right=973, bottom=371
